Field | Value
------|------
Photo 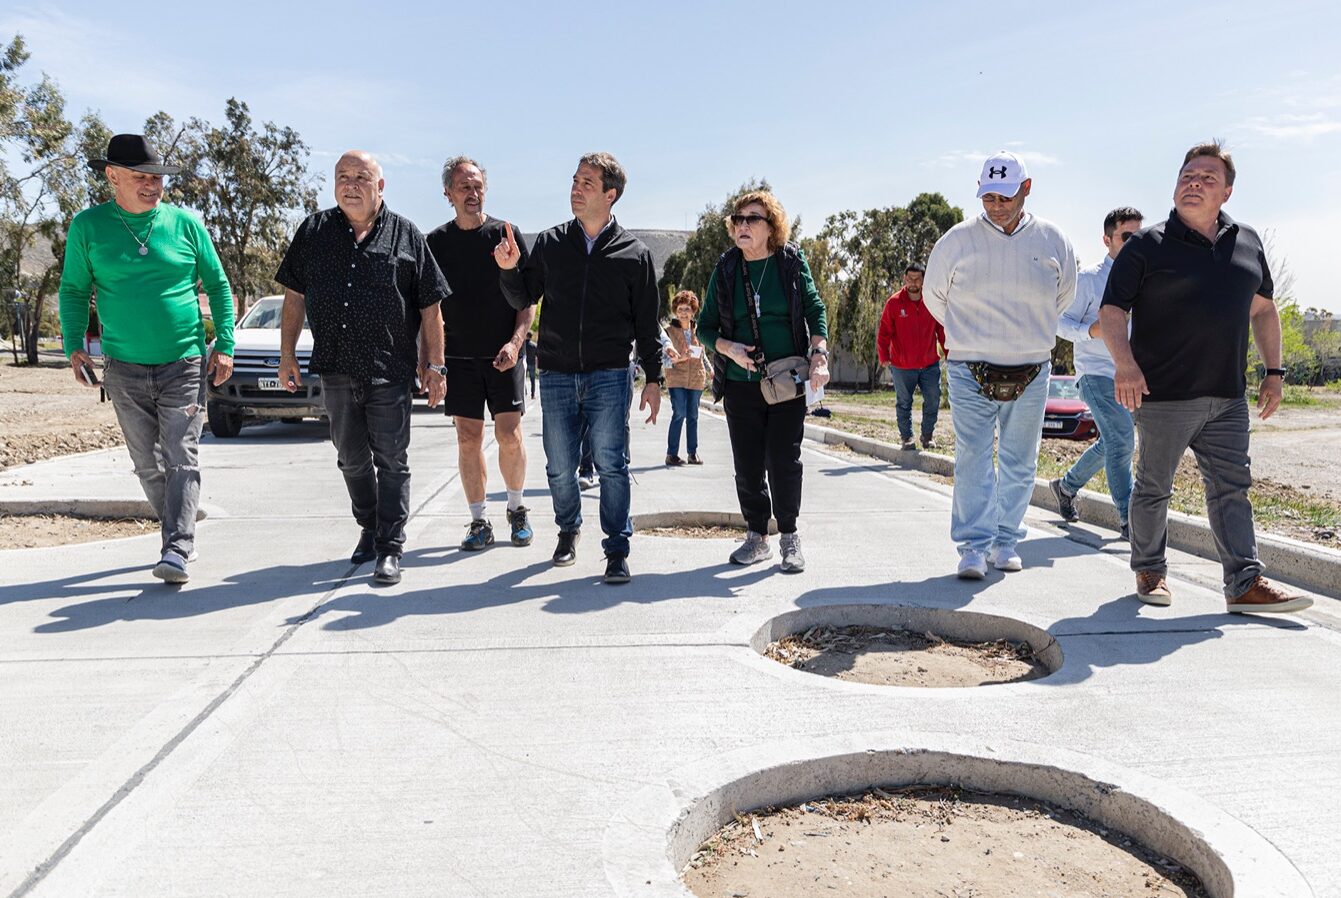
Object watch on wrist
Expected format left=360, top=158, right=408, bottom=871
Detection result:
left=809, top=347, right=829, bottom=359
left=429, top=364, right=448, bottom=377
left=1264, top=367, right=1286, bottom=378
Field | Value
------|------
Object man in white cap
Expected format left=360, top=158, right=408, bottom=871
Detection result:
left=924, top=151, right=1077, bottom=578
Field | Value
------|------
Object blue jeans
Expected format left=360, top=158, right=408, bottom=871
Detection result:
left=103, top=356, right=206, bottom=558
left=946, top=360, right=1050, bottom=554
left=541, top=368, right=634, bottom=556
left=667, top=387, right=702, bottom=455
left=890, top=362, right=941, bottom=441
left=1060, top=374, right=1134, bottom=523
left=577, top=362, right=635, bottom=475
left=322, top=376, right=413, bottom=557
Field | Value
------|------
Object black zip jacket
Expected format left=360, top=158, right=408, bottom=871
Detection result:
left=500, top=217, right=662, bottom=381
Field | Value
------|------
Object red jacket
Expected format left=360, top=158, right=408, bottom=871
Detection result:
left=877, top=288, right=945, bottom=370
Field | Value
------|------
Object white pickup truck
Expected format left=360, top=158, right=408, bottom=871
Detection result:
left=206, top=295, right=324, bottom=438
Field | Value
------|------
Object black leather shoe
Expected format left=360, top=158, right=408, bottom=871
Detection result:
left=553, top=531, right=580, bottom=566
left=603, top=554, right=631, bottom=584
left=351, top=530, right=377, bottom=565
left=373, top=554, right=401, bottom=584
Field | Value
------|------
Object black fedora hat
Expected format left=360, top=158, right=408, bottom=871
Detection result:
left=88, top=134, right=181, bottom=175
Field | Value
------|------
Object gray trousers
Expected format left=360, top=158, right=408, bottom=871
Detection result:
left=103, top=357, right=206, bottom=559
left=1131, top=397, right=1262, bottom=598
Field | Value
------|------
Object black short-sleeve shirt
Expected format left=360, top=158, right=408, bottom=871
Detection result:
left=275, top=205, right=450, bottom=383
left=425, top=217, right=529, bottom=358
left=1101, top=209, right=1273, bottom=402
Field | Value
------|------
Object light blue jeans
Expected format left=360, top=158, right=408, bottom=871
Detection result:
left=1059, top=374, right=1134, bottom=524
left=540, top=367, right=634, bottom=557
left=946, top=360, right=1050, bottom=554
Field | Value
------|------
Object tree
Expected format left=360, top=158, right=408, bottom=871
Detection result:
left=659, top=178, right=771, bottom=302
left=815, top=193, right=963, bottom=388
left=0, top=34, right=110, bottom=363
left=1249, top=231, right=1314, bottom=383
left=146, top=99, right=320, bottom=311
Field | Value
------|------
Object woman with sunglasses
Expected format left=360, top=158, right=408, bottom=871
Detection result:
left=697, top=190, right=829, bottom=572
left=663, top=289, right=709, bottom=466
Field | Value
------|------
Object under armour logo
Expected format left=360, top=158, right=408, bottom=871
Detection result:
left=988, top=166, right=1008, bottom=179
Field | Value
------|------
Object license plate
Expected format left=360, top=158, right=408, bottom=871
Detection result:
left=257, top=378, right=284, bottom=390
left=1043, top=420, right=1064, bottom=429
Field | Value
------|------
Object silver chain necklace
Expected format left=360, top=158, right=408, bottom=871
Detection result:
left=114, top=206, right=159, bottom=256
left=747, top=256, right=771, bottom=315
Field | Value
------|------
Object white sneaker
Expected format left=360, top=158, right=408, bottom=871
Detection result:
left=957, top=550, right=988, bottom=580
left=988, top=546, right=1023, bottom=572
left=730, top=531, right=772, bottom=565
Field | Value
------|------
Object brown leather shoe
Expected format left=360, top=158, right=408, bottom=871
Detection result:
left=1135, top=570, right=1172, bottom=606
left=1227, top=577, right=1313, bottom=614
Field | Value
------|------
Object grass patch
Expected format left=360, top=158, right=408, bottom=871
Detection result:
left=819, top=408, right=1341, bottom=547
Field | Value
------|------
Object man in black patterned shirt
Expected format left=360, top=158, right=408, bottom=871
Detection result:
left=276, top=150, right=450, bottom=585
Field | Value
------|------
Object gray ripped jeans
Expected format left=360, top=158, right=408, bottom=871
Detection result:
left=103, top=356, right=206, bottom=559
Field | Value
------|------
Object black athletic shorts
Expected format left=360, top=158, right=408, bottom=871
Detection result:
left=444, top=357, right=526, bottom=419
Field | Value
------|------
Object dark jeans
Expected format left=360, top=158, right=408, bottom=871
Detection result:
left=667, top=387, right=702, bottom=456
left=1131, top=397, right=1262, bottom=598
left=527, top=363, right=536, bottom=398
left=541, top=367, right=634, bottom=556
left=890, top=362, right=941, bottom=441
left=322, top=376, right=413, bottom=557
left=723, top=379, right=806, bottom=534
left=103, top=356, right=206, bottom=558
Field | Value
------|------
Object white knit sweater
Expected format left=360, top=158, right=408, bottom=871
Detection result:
left=923, top=213, right=1077, bottom=366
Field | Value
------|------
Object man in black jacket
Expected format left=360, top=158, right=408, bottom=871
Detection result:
left=495, top=152, right=662, bottom=584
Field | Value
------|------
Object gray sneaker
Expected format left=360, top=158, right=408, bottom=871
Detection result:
left=729, top=530, right=772, bottom=565
left=779, top=532, right=805, bottom=572
left=1050, top=478, right=1079, bottom=522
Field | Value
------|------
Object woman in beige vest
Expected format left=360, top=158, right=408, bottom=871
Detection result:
left=664, top=290, right=709, bottom=465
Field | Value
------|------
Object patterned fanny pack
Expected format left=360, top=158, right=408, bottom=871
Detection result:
left=966, top=361, right=1044, bottom=402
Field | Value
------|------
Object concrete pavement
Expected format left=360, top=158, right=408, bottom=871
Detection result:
left=2, top=398, right=1339, bottom=897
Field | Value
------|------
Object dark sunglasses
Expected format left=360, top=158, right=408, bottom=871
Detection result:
left=728, top=213, right=768, bottom=226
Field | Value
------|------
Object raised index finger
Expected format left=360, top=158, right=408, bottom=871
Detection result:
left=503, top=221, right=515, bottom=250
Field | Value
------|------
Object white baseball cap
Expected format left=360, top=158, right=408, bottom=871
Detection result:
left=976, top=151, right=1029, bottom=198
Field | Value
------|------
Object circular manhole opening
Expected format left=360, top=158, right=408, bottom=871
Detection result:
left=753, top=605, right=1062, bottom=687
left=0, top=512, right=158, bottom=549
left=633, top=511, right=778, bottom=538
left=682, top=784, right=1210, bottom=897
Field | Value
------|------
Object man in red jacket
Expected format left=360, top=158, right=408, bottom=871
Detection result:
left=877, top=264, right=946, bottom=450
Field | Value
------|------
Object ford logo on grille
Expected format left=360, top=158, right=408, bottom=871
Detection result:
left=263, top=358, right=281, bottom=368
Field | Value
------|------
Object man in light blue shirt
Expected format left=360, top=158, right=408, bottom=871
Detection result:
left=1051, top=207, right=1143, bottom=538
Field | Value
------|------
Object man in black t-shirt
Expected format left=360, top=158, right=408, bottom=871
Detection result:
left=1099, top=140, right=1310, bottom=615
left=426, top=157, right=535, bottom=551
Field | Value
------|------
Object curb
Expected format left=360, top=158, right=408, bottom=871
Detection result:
left=801, top=420, right=1341, bottom=600
left=0, top=498, right=219, bottom=521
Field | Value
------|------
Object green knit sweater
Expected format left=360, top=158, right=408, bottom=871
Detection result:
left=59, top=202, right=234, bottom=363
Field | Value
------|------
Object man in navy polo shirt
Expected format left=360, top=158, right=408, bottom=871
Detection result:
left=1099, top=141, right=1311, bottom=615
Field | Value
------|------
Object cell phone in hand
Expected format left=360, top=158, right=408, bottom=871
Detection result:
left=79, top=362, right=99, bottom=386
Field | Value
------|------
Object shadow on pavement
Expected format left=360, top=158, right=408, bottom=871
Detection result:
left=300, top=554, right=776, bottom=631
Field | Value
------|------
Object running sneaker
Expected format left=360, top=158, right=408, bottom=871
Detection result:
left=507, top=506, right=533, bottom=547
left=460, top=519, right=495, bottom=551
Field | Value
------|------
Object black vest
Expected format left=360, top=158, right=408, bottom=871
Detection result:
left=711, top=243, right=811, bottom=400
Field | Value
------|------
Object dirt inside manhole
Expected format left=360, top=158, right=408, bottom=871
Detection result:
left=764, top=625, right=1049, bottom=687
left=0, top=513, right=158, bottom=549
left=640, top=524, right=745, bottom=539
left=682, top=786, right=1209, bottom=898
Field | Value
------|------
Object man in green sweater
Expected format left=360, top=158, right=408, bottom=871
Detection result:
left=58, top=134, right=235, bottom=584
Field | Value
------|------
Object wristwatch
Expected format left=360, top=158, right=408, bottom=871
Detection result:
left=809, top=347, right=829, bottom=360
left=1264, top=367, right=1286, bottom=377
left=428, top=364, right=448, bottom=378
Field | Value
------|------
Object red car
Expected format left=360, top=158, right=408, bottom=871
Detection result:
left=1042, top=375, right=1097, bottom=440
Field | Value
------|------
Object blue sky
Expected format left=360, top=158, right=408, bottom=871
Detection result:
left=6, top=0, right=1341, bottom=311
